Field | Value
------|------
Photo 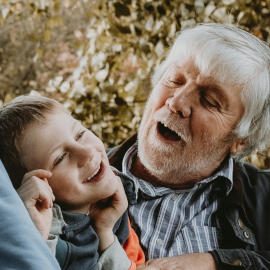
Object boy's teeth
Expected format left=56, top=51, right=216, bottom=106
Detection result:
left=87, top=165, right=100, bottom=181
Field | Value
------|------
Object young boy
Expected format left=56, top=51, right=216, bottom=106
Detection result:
left=0, top=95, right=144, bottom=270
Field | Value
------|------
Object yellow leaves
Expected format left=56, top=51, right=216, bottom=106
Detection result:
left=245, top=151, right=270, bottom=169
left=1, top=0, right=270, bottom=167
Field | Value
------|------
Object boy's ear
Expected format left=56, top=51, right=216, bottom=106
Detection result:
left=230, top=139, right=246, bottom=155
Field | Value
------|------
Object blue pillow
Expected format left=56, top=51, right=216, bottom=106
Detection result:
left=0, top=160, right=60, bottom=269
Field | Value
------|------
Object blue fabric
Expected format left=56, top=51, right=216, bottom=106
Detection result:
left=0, top=160, right=60, bottom=270
left=54, top=195, right=129, bottom=269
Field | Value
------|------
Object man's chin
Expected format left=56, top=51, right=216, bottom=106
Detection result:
left=139, top=137, right=178, bottom=162
left=138, top=144, right=170, bottom=177
left=137, top=127, right=179, bottom=177
left=139, top=133, right=177, bottom=157
left=135, top=156, right=180, bottom=187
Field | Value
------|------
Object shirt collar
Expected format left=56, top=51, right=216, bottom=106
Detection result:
left=122, top=142, right=234, bottom=198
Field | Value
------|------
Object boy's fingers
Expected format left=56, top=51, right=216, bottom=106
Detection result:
left=111, top=177, right=128, bottom=208
left=43, top=178, right=54, bottom=200
left=115, top=177, right=127, bottom=199
left=39, top=179, right=55, bottom=205
left=22, top=169, right=52, bottom=184
left=37, top=197, right=51, bottom=210
left=21, top=176, right=55, bottom=208
left=36, top=185, right=54, bottom=209
left=24, top=188, right=52, bottom=210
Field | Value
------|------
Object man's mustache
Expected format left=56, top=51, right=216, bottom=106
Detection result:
left=154, top=107, right=191, bottom=143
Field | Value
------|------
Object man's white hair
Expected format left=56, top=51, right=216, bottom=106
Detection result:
left=152, top=23, right=270, bottom=158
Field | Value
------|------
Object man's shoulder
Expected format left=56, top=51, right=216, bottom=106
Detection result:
left=234, top=159, right=270, bottom=191
left=235, top=159, right=270, bottom=176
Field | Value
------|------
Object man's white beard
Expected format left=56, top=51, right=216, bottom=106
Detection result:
left=137, top=129, right=231, bottom=186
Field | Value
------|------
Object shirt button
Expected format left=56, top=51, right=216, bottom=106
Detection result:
left=231, top=259, right=243, bottom=266
left=243, top=231, right=250, bottom=239
left=156, top=239, right=163, bottom=245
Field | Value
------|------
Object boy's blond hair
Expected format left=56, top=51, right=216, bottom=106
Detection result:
left=0, top=95, right=62, bottom=188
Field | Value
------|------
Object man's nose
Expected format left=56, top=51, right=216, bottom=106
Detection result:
left=165, top=83, right=196, bottom=118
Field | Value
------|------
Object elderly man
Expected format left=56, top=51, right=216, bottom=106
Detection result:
left=109, top=23, right=270, bottom=269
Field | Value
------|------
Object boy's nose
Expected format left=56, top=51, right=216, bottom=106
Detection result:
left=74, top=144, right=92, bottom=167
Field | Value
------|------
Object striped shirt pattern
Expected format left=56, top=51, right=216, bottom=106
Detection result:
left=122, top=143, right=233, bottom=259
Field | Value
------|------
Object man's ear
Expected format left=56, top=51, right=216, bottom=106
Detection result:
left=230, top=139, right=246, bottom=155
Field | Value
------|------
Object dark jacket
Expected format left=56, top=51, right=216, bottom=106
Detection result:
left=55, top=211, right=129, bottom=270
left=108, top=135, right=270, bottom=270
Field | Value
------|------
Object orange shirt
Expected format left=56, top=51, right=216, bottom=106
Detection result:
left=123, top=219, right=145, bottom=269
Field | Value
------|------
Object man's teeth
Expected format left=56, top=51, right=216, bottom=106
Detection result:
left=160, top=122, right=181, bottom=137
left=86, top=165, right=100, bottom=181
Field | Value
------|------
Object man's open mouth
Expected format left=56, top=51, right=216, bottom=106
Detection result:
left=83, top=162, right=104, bottom=184
left=157, top=122, right=182, bottom=141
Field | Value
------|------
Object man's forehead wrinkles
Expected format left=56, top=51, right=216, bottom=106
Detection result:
left=197, top=75, right=223, bottom=90
left=172, top=61, right=200, bottom=77
left=168, top=61, right=226, bottom=95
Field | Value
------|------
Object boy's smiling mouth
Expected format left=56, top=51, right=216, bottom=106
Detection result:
left=83, top=162, right=104, bottom=184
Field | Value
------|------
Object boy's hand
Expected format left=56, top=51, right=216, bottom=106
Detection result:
left=89, top=176, right=128, bottom=251
left=17, top=169, right=55, bottom=240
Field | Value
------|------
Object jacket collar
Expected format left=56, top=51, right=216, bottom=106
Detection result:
left=108, top=133, right=137, bottom=170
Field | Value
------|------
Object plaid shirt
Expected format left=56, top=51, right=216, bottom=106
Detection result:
left=121, top=143, right=233, bottom=259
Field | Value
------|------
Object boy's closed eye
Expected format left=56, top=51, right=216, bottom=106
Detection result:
left=53, top=152, right=67, bottom=167
left=52, top=129, right=86, bottom=168
left=75, top=130, right=86, bottom=140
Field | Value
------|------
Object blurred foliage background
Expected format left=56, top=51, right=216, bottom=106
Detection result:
left=0, top=0, right=270, bottom=168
